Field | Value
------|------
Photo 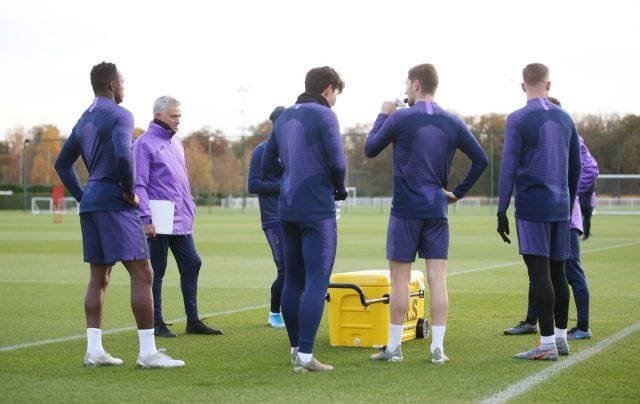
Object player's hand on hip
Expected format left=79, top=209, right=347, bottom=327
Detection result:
left=444, top=190, right=459, bottom=204
left=497, top=212, right=511, bottom=244
left=144, top=224, right=156, bottom=238
left=381, top=101, right=398, bottom=115
left=123, top=192, right=140, bottom=208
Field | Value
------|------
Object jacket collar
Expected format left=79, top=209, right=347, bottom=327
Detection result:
left=295, top=92, right=330, bottom=108
left=146, top=119, right=175, bottom=138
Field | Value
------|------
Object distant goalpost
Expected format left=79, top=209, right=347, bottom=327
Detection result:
left=31, top=197, right=79, bottom=215
left=594, top=174, right=640, bottom=215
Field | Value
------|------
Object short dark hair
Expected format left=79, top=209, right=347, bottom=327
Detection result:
left=304, top=66, right=344, bottom=95
left=522, top=63, right=549, bottom=86
left=408, top=64, right=439, bottom=95
left=90, top=62, right=118, bottom=93
left=547, top=96, right=561, bottom=106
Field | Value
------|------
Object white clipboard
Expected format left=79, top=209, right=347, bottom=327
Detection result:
left=149, top=200, right=175, bottom=235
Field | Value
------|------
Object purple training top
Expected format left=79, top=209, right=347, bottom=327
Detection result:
left=261, top=101, right=346, bottom=222
left=365, top=101, right=488, bottom=219
left=133, top=120, right=196, bottom=235
left=498, top=97, right=581, bottom=222
left=54, top=97, right=136, bottom=213
left=570, top=135, right=599, bottom=231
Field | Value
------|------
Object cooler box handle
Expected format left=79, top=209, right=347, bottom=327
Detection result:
left=327, top=283, right=424, bottom=308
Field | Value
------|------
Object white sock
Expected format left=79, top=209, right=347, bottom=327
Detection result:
left=86, top=328, right=105, bottom=356
left=270, top=312, right=280, bottom=316
left=387, top=323, right=404, bottom=352
left=137, top=328, right=157, bottom=358
left=554, top=327, right=567, bottom=340
left=430, top=325, right=446, bottom=353
left=290, top=347, right=298, bottom=355
left=540, top=335, right=555, bottom=345
left=298, top=352, right=312, bottom=362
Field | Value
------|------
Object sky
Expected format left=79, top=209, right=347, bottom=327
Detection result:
left=1, top=0, right=639, bottom=140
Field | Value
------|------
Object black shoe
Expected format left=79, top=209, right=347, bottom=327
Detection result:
left=186, top=319, right=223, bottom=335
left=154, top=322, right=177, bottom=338
left=503, top=320, right=538, bottom=335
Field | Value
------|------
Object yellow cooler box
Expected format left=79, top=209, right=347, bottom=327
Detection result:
left=327, top=270, right=429, bottom=348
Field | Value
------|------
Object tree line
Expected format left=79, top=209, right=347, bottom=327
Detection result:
left=1, top=112, right=638, bottom=205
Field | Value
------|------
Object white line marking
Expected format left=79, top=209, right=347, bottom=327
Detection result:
left=449, top=261, right=522, bottom=276
left=2, top=240, right=638, bottom=353
left=479, top=320, right=640, bottom=404
left=581, top=240, right=640, bottom=253
left=448, top=240, right=640, bottom=277
left=0, top=304, right=268, bottom=352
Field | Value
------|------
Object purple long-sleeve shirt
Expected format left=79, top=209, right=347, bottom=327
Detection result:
left=261, top=102, right=346, bottom=222
left=54, top=97, right=136, bottom=213
left=133, top=121, right=195, bottom=235
left=365, top=101, right=488, bottom=219
left=498, top=97, right=581, bottom=222
left=571, top=136, right=599, bottom=231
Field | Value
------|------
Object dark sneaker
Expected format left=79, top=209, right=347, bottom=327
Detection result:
left=514, top=342, right=558, bottom=361
left=186, top=319, right=223, bottom=335
left=567, top=327, right=592, bottom=340
left=154, top=322, right=177, bottom=338
left=503, top=320, right=538, bottom=335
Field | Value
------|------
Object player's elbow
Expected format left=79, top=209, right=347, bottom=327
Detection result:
left=364, top=144, right=378, bottom=158
left=477, top=152, right=489, bottom=169
left=54, top=159, right=69, bottom=176
left=53, top=159, right=63, bottom=174
left=248, top=180, right=259, bottom=195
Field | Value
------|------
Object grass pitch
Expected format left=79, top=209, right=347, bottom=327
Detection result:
left=0, top=207, right=638, bottom=402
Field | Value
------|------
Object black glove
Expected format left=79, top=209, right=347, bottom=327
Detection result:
left=334, top=187, right=348, bottom=201
left=497, top=212, right=511, bottom=244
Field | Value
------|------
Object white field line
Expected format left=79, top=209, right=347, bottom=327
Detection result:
left=1, top=240, right=638, bottom=353
left=479, top=320, right=640, bottom=404
left=448, top=240, right=640, bottom=277
left=0, top=304, right=268, bottom=352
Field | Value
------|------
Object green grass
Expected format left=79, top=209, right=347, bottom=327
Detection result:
left=0, top=207, right=639, bottom=402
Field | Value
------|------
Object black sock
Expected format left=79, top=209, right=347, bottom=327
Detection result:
left=526, top=316, right=537, bottom=326
left=550, top=260, right=569, bottom=330
left=523, top=255, right=554, bottom=336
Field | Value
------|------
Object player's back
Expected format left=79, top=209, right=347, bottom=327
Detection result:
left=72, top=97, right=134, bottom=212
left=273, top=102, right=343, bottom=222
left=376, top=101, right=480, bottom=219
left=507, top=97, right=576, bottom=221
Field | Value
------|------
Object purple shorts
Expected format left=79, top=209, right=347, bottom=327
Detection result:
left=386, top=216, right=449, bottom=262
left=516, top=219, right=569, bottom=261
left=80, top=210, right=150, bottom=265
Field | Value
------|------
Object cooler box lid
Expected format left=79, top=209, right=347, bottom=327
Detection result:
left=330, top=269, right=424, bottom=288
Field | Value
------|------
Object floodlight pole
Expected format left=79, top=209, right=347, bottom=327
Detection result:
left=22, top=139, right=31, bottom=213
